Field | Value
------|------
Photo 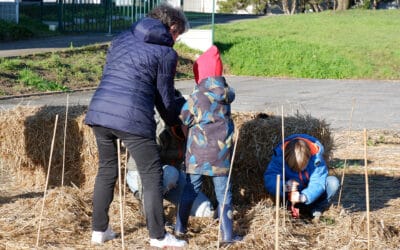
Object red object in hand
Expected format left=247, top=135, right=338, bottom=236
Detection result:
left=290, top=205, right=300, bottom=218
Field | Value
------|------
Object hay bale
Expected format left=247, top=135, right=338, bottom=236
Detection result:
left=0, top=106, right=98, bottom=190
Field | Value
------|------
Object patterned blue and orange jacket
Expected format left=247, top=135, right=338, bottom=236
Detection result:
left=180, top=76, right=235, bottom=176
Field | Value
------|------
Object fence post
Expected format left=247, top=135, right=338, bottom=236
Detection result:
left=15, top=0, right=19, bottom=24
left=58, top=0, right=63, bottom=32
left=107, top=0, right=112, bottom=36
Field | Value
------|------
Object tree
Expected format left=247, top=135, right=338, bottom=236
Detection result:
left=336, top=0, right=350, bottom=10
left=218, top=0, right=269, bottom=14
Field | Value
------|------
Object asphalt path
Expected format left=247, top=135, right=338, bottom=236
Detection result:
left=1, top=76, right=399, bottom=131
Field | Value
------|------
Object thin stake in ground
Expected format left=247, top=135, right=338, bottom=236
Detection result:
left=61, top=94, right=69, bottom=187
left=281, top=106, right=286, bottom=226
left=36, top=114, right=58, bottom=247
left=117, top=139, right=125, bottom=249
left=275, top=175, right=280, bottom=250
left=123, top=148, right=128, bottom=219
left=364, top=129, right=370, bottom=250
left=217, top=128, right=240, bottom=249
left=338, top=98, right=356, bottom=207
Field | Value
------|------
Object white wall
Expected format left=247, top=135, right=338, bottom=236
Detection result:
left=177, top=29, right=212, bottom=52
left=183, top=0, right=218, bottom=13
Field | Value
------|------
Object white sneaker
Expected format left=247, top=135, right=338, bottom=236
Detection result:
left=91, top=225, right=117, bottom=244
left=150, top=232, right=187, bottom=248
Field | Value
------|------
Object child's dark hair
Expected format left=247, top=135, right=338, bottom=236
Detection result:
left=284, top=139, right=311, bottom=172
left=147, top=3, right=189, bottom=35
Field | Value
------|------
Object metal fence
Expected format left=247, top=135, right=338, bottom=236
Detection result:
left=14, top=0, right=213, bottom=35
left=0, top=1, right=19, bottom=23
left=18, top=0, right=163, bottom=33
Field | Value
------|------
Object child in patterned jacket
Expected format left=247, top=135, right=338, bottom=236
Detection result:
left=175, top=45, right=241, bottom=244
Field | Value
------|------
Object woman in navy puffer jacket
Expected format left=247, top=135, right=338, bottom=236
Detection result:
left=85, top=3, right=188, bottom=248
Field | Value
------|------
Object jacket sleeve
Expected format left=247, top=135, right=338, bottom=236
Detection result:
left=264, top=148, right=285, bottom=198
left=180, top=98, right=194, bottom=126
left=301, top=141, right=328, bottom=204
left=226, top=86, right=235, bottom=104
left=155, top=49, right=180, bottom=126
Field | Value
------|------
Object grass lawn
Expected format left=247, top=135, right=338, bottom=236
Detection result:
left=215, top=9, right=400, bottom=80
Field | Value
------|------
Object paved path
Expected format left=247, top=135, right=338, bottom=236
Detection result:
left=0, top=33, right=114, bottom=57
left=1, top=76, right=399, bottom=131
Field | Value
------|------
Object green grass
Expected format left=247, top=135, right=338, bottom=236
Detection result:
left=0, top=43, right=197, bottom=96
left=18, top=68, right=69, bottom=92
left=215, top=9, right=400, bottom=80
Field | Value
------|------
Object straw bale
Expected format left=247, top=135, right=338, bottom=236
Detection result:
left=0, top=106, right=98, bottom=190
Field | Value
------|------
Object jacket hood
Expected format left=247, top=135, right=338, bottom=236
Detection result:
left=131, top=17, right=174, bottom=47
left=196, top=76, right=234, bottom=104
left=193, top=45, right=223, bottom=84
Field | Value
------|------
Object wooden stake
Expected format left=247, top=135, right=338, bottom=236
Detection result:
left=117, top=139, right=125, bottom=249
left=123, top=148, right=128, bottom=219
left=61, top=94, right=69, bottom=187
left=217, top=128, right=240, bottom=250
left=338, top=98, right=356, bottom=207
left=36, top=114, right=59, bottom=247
left=364, top=129, right=370, bottom=250
left=281, top=106, right=286, bottom=226
left=275, top=175, right=280, bottom=250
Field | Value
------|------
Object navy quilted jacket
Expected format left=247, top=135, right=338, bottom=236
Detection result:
left=85, top=17, right=181, bottom=139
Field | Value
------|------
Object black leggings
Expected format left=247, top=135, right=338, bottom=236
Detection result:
left=91, top=126, right=165, bottom=239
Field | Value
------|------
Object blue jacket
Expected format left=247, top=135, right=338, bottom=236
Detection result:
left=85, top=17, right=181, bottom=139
left=180, top=76, right=235, bottom=176
left=263, top=134, right=328, bottom=204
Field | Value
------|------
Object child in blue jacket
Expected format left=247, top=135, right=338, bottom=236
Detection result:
left=264, top=134, right=339, bottom=220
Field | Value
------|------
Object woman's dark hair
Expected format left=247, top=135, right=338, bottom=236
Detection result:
left=147, top=3, right=189, bottom=35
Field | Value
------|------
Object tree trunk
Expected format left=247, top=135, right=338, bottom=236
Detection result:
left=337, top=0, right=350, bottom=10
left=282, top=0, right=290, bottom=14
left=290, top=0, right=297, bottom=14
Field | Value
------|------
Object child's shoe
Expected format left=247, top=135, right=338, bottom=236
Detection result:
left=91, top=225, right=117, bottom=244
left=149, top=232, right=187, bottom=248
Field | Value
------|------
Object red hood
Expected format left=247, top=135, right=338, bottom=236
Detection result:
left=193, top=45, right=223, bottom=84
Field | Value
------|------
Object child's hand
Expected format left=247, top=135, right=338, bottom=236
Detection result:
left=288, top=190, right=300, bottom=203
left=285, top=179, right=299, bottom=192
